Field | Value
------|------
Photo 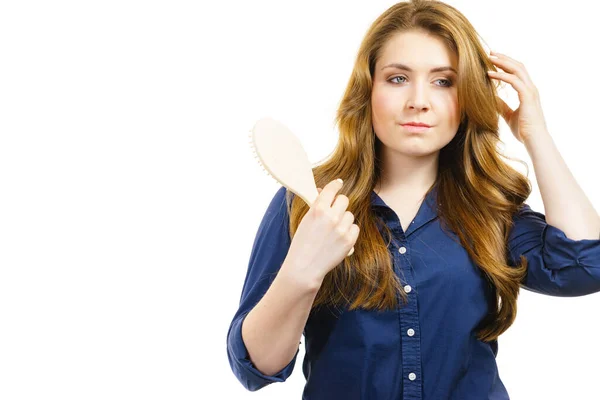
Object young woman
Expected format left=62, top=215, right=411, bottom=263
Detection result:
left=227, top=0, right=600, bottom=398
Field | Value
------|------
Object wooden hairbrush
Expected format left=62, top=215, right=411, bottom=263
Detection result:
left=248, top=116, right=354, bottom=257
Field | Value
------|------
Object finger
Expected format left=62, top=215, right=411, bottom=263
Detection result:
left=337, top=210, right=355, bottom=233
left=487, top=70, right=528, bottom=97
left=489, top=51, right=533, bottom=86
left=331, top=193, right=350, bottom=216
left=315, top=179, right=343, bottom=209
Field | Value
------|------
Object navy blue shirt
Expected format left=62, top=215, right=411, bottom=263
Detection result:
left=227, top=185, right=600, bottom=399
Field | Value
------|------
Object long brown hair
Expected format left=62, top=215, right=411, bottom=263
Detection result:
left=284, top=0, right=531, bottom=343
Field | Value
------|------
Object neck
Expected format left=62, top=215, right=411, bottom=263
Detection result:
left=375, top=152, right=439, bottom=195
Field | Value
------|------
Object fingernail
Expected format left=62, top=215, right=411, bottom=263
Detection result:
left=337, top=178, right=343, bottom=185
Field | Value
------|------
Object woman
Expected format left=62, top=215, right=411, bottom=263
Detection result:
left=227, top=0, right=600, bottom=398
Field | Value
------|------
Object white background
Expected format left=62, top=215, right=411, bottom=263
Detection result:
left=0, top=0, right=598, bottom=399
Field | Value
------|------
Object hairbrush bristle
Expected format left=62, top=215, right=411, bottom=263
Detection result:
left=248, top=131, right=278, bottom=183
left=248, top=116, right=355, bottom=256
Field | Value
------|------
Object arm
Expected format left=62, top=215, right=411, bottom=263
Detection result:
left=227, top=186, right=311, bottom=391
left=242, top=262, right=320, bottom=376
left=524, top=131, right=600, bottom=240
left=508, top=203, right=600, bottom=297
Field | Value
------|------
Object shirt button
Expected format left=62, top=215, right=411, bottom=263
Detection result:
left=404, top=285, right=412, bottom=293
left=399, top=246, right=407, bottom=254
left=407, top=328, right=415, bottom=336
left=409, top=372, right=416, bottom=381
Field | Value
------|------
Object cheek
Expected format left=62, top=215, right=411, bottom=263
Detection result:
left=444, top=95, right=460, bottom=124
left=371, top=89, right=395, bottom=117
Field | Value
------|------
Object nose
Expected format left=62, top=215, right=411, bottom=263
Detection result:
left=407, top=84, right=430, bottom=111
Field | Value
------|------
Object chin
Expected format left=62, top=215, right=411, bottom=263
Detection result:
left=392, top=145, right=438, bottom=157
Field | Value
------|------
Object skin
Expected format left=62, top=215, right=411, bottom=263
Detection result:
left=371, top=29, right=461, bottom=199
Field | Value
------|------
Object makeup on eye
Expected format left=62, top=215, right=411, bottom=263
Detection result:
left=387, top=76, right=454, bottom=86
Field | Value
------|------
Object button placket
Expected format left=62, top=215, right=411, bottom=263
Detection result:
left=394, top=240, right=422, bottom=395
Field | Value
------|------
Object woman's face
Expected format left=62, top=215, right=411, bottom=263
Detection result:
left=371, top=30, right=461, bottom=158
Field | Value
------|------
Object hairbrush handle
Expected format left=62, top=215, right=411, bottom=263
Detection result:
left=249, top=117, right=355, bottom=257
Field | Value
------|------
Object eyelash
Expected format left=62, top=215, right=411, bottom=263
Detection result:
left=388, top=76, right=454, bottom=87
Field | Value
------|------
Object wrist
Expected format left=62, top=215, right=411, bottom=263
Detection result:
left=279, top=260, right=323, bottom=294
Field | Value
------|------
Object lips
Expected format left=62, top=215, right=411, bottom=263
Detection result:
left=402, top=122, right=431, bottom=127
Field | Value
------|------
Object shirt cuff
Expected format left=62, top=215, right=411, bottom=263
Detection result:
left=542, top=224, right=600, bottom=271
left=227, top=312, right=299, bottom=391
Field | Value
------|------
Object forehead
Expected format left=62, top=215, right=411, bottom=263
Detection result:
left=379, top=30, right=457, bottom=68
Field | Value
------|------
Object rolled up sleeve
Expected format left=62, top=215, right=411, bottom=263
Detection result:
left=508, top=203, right=600, bottom=296
left=227, top=311, right=299, bottom=391
left=226, top=186, right=300, bottom=391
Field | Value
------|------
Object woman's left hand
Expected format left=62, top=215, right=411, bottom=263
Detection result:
left=487, top=50, right=549, bottom=143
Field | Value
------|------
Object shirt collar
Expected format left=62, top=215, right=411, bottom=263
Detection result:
left=370, top=183, right=440, bottom=236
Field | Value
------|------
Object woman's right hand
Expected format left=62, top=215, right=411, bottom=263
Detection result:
left=282, top=179, right=360, bottom=288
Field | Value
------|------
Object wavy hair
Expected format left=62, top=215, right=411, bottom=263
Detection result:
left=284, top=0, right=531, bottom=342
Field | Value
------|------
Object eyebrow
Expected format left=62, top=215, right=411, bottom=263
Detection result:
left=381, top=63, right=457, bottom=74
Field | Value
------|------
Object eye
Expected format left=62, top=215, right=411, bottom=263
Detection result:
left=389, top=76, right=407, bottom=84
left=436, top=78, right=453, bottom=87
left=388, top=76, right=453, bottom=87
